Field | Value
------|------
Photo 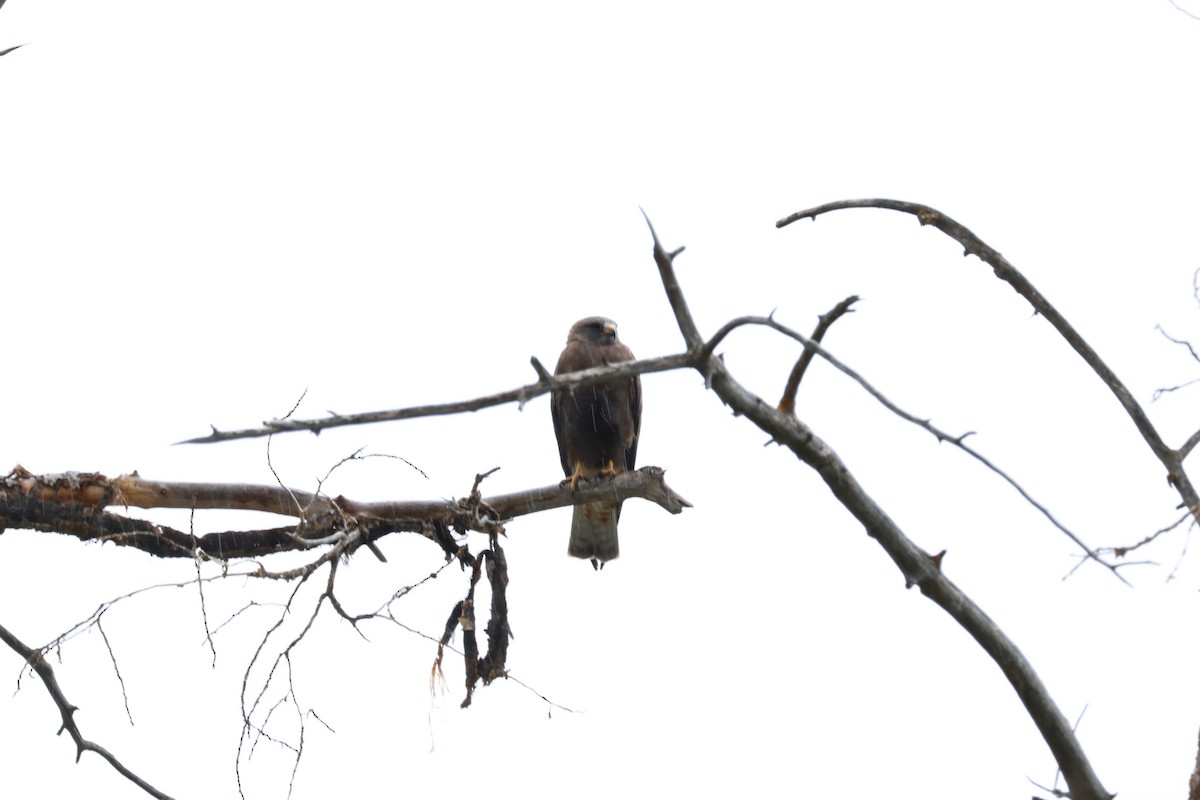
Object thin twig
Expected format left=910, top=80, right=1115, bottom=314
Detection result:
left=180, top=353, right=693, bottom=445
left=1152, top=325, right=1200, bottom=405
left=1156, top=325, right=1200, bottom=365
left=95, top=615, right=134, bottom=725
left=191, top=506, right=218, bottom=666
left=1168, top=0, right=1200, bottom=22
left=704, top=314, right=1120, bottom=576
left=1153, top=378, right=1200, bottom=402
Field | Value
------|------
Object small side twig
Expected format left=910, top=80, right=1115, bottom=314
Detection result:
left=95, top=615, right=134, bottom=725
left=1152, top=325, right=1200, bottom=404
left=530, top=356, right=553, bottom=383
left=778, top=295, right=860, bottom=413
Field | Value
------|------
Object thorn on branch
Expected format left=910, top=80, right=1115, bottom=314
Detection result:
left=930, top=550, right=946, bottom=571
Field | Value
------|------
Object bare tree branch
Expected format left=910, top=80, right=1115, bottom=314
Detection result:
left=704, top=314, right=1119, bottom=574
left=0, top=466, right=691, bottom=560
left=1182, top=429, right=1200, bottom=461
left=4, top=199, right=1153, bottom=799
left=1156, top=324, right=1200, bottom=365
left=179, top=353, right=693, bottom=445
left=1095, top=508, right=1196, bottom=562
left=650, top=213, right=1113, bottom=800
left=0, top=620, right=175, bottom=800
left=0, top=0, right=22, bottom=60
left=778, top=198, right=1200, bottom=526
left=1154, top=378, right=1200, bottom=403
left=1152, top=325, right=1200, bottom=412
left=1168, top=0, right=1200, bottom=22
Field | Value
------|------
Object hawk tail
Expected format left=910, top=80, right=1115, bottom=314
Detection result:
left=568, top=499, right=620, bottom=566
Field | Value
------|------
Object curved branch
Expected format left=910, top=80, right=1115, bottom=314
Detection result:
left=651, top=215, right=1112, bottom=800
left=704, top=316, right=1117, bottom=573
left=778, top=198, right=1200, bottom=521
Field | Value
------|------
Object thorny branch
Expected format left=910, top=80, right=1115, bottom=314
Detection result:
left=653, top=210, right=1112, bottom=800
left=778, top=199, right=1200, bottom=531
left=180, top=353, right=693, bottom=445
left=0, top=621, right=175, bottom=800
left=703, top=314, right=1121, bottom=576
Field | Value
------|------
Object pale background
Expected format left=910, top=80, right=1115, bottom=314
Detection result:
left=2, top=2, right=1200, bottom=798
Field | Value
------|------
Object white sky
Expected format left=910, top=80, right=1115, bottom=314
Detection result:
left=3, top=2, right=1200, bottom=798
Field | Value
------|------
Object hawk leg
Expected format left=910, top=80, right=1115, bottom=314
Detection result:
left=561, top=461, right=587, bottom=491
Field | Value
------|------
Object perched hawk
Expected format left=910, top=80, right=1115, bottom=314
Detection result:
left=552, top=317, right=641, bottom=569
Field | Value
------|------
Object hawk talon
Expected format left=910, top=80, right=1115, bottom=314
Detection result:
left=562, top=461, right=587, bottom=492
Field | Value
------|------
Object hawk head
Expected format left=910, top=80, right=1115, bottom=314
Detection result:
left=568, top=316, right=619, bottom=346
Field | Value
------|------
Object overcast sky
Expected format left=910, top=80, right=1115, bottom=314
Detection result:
left=3, top=2, right=1200, bottom=798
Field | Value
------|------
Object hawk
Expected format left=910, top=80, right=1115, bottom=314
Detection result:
left=552, top=317, right=641, bottom=569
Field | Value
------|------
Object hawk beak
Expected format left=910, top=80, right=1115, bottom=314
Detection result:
left=603, top=322, right=616, bottom=337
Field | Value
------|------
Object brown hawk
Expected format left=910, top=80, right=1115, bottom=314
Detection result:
left=552, top=317, right=641, bottom=569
